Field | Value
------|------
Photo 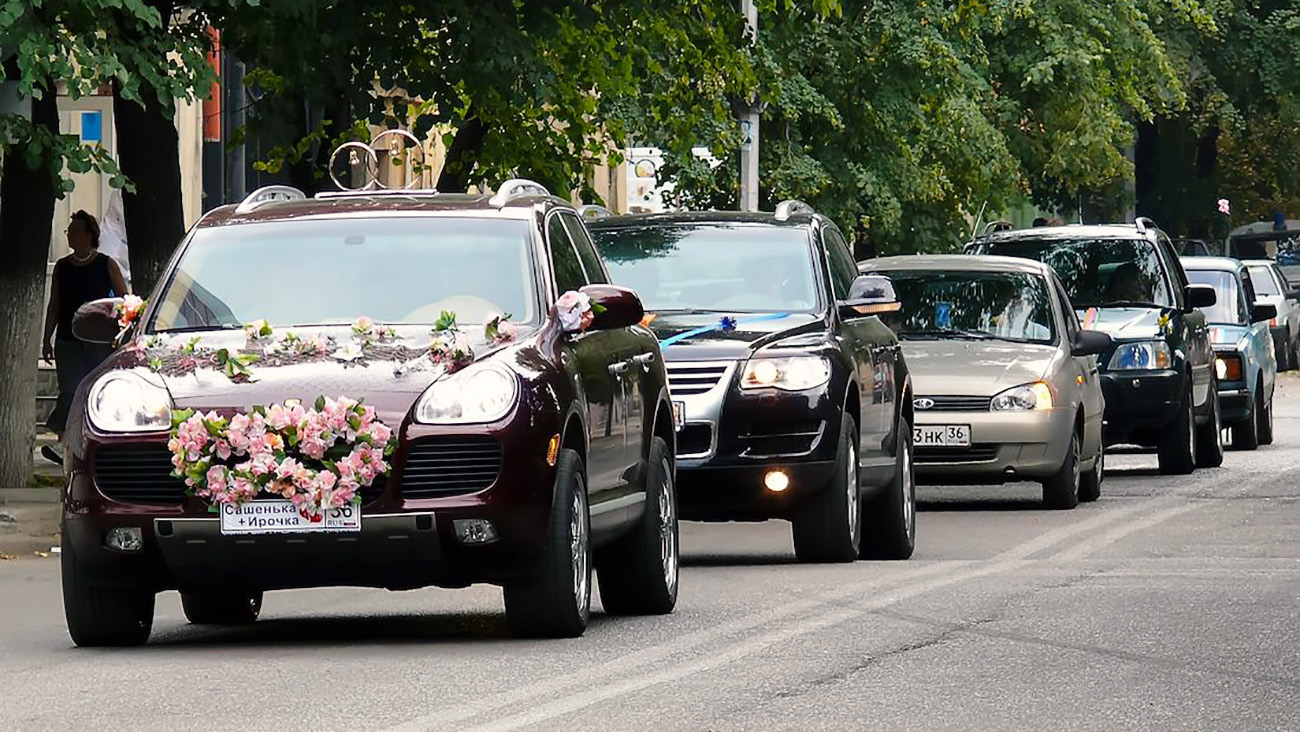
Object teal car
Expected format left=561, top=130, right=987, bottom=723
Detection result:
left=1181, top=257, right=1278, bottom=450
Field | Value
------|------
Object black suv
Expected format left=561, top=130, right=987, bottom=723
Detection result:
left=589, top=202, right=915, bottom=562
left=969, top=219, right=1222, bottom=474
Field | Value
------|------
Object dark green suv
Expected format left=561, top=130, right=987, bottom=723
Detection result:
left=969, top=219, right=1223, bottom=475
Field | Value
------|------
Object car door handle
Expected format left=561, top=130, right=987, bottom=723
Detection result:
left=608, top=361, right=630, bottom=376
left=631, top=353, right=656, bottom=367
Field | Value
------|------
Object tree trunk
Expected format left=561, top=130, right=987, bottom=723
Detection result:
left=114, top=85, right=187, bottom=296
left=0, top=82, right=59, bottom=489
left=436, top=118, right=487, bottom=193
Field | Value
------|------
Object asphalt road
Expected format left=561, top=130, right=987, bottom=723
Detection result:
left=3, top=382, right=1299, bottom=731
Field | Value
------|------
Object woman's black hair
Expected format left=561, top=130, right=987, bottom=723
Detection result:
left=70, top=210, right=101, bottom=249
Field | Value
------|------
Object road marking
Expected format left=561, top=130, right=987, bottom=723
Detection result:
left=1050, top=501, right=1202, bottom=562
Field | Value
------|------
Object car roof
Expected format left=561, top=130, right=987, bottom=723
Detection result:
left=586, top=210, right=819, bottom=231
left=198, top=192, right=565, bottom=228
left=1242, top=259, right=1279, bottom=268
left=1180, top=256, right=1244, bottom=273
left=978, top=224, right=1153, bottom=243
left=861, top=254, right=1052, bottom=277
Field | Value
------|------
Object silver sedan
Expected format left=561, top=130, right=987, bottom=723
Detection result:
left=861, top=255, right=1111, bottom=509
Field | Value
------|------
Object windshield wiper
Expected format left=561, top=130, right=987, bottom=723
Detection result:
left=902, top=329, right=995, bottom=340
left=153, top=323, right=243, bottom=334
left=1092, top=300, right=1160, bottom=309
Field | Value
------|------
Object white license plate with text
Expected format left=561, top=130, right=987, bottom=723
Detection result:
left=913, top=424, right=971, bottom=447
left=220, top=500, right=361, bottom=535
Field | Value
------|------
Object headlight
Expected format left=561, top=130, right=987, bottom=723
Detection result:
left=87, top=371, right=172, bottom=432
left=1215, top=353, right=1243, bottom=382
left=415, top=362, right=518, bottom=424
left=991, top=382, right=1054, bottom=411
left=740, top=356, right=832, bottom=391
left=1107, top=341, right=1172, bottom=370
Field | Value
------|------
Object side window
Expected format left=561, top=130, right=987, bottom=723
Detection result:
left=1053, top=275, right=1081, bottom=343
left=1240, top=272, right=1256, bottom=323
left=547, top=215, right=587, bottom=294
left=560, top=213, right=608, bottom=285
left=823, top=227, right=857, bottom=300
left=1157, top=235, right=1186, bottom=306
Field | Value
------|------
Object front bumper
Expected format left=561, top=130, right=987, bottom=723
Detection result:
left=912, top=408, right=1074, bottom=484
left=1099, top=368, right=1184, bottom=445
left=1217, top=384, right=1251, bottom=424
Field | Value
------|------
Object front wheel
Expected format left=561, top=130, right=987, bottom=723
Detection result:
left=1158, top=386, right=1197, bottom=475
left=1258, top=388, right=1274, bottom=446
left=1079, top=443, right=1103, bottom=503
left=860, top=415, right=916, bottom=560
left=597, top=436, right=678, bottom=616
left=792, top=414, right=861, bottom=563
left=1042, top=428, right=1080, bottom=510
left=1230, top=389, right=1260, bottom=451
left=1195, top=385, right=1224, bottom=468
left=181, top=590, right=263, bottom=625
left=62, top=533, right=154, bottom=647
left=504, top=448, right=591, bottom=639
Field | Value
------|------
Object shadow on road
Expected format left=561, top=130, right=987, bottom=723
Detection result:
left=680, top=553, right=797, bottom=567
left=917, top=499, right=1045, bottom=513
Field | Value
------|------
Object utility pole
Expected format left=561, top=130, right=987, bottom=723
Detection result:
left=738, top=0, right=759, bottom=212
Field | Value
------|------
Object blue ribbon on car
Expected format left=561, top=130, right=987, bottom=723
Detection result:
left=659, top=313, right=791, bottom=348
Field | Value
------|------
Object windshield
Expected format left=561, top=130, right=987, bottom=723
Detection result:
left=1230, top=231, right=1300, bottom=266
left=1185, top=270, right=1242, bottom=325
left=592, top=224, right=820, bottom=313
left=981, top=238, right=1173, bottom=309
left=1247, top=266, right=1281, bottom=297
left=151, top=218, right=537, bottom=332
left=880, top=270, right=1056, bottom=344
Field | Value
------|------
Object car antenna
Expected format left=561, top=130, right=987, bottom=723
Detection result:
left=969, top=200, right=988, bottom=244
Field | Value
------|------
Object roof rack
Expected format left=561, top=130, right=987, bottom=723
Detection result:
left=1134, top=216, right=1158, bottom=234
left=235, top=185, right=306, bottom=214
left=579, top=204, right=613, bottom=220
left=774, top=199, right=815, bottom=221
left=489, top=179, right=550, bottom=208
left=314, top=189, right=442, bottom=200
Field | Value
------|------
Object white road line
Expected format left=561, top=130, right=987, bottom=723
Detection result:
left=1050, top=501, right=1203, bottom=562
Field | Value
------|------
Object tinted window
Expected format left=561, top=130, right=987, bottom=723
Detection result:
left=152, top=218, right=537, bottom=330
left=561, top=214, right=608, bottom=284
left=593, top=224, right=821, bottom=313
left=548, top=215, right=587, bottom=294
left=1247, top=266, right=1281, bottom=296
left=982, top=238, right=1173, bottom=309
left=823, top=227, right=857, bottom=300
left=1185, top=269, right=1245, bottom=324
left=1230, top=231, right=1300, bottom=265
left=881, top=270, right=1056, bottom=344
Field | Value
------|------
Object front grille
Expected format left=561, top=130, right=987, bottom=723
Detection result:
left=677, top=424, right=713, bottom=457
left=94, top=443, right=187, bottom=504
left=666, top=362, right=730, bottom=396
left=915, top=444, right=1000, bottom=464
left=400, top=437, right=502, bottom=499
left=915, top=396, right=992, bottom=412
left=739, top=420, right=824, bottom=457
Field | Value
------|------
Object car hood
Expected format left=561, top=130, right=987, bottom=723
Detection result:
left=1075, top=306, right=1168, bottom=340
left=106, top=325, right=530, bottom=428
left=901, top=339, right=1058, bottom=396
left=645, top=312, right=827, bottom=361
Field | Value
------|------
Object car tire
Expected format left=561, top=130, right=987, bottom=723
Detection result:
left=1195, top=386, right=1225, bottom=469
left=1042, top=426, right=1081, bottom=510
left=860, top=415, right=916, bottom=560
left=1158, top=386, right=1197, bottom=475
left=793, top=414, right=862, bottom=563
left=1230, top=389, right=1260, bottom=451
left=61, top=532, right=154, bottom=647
left=504, top=448, right=591, bottom=639
left=1258, top=388, right=1274, bottom=446
left=596, top=436, right=678, bottom=616
left=1079, top=443, right=1103, bottom=503
left=180, top=590, right=263, bottom=625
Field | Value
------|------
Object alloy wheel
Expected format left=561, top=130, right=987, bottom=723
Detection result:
left=846, top=442, right=860, bottom=547
left=570, top=489, right=590, bottom=614
left=658, top=459, right=678, bottom=595
left=901, top=440, right=916, bottom=540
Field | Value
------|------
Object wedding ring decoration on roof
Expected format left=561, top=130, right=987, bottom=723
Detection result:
left=774, top=199, right=815, bottom=221
left=489, top=178, right=551, bottom=208
left=327, top=128, right=428, bottom=191
left=235, top=185, right=307, bottom=214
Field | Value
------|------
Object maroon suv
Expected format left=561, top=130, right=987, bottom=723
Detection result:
left=60, top=182, right=678, bottom=645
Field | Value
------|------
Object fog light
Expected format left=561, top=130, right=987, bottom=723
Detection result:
left=764, top=470, right=790, bottom=493
left=105, top=527, right=143, bottom=553
left=453, top=519, right=499, bottom=544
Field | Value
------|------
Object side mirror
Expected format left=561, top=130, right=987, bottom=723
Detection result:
left=72, top=297, right=123, bottom=344
left=1072, top=330, right=1113, bottom=357
left=581, top=284, right=644, bottom=331
left=1185, top=284, right=1217, bottom=310
left=840, top=274, right=901, bottom=319
left=1251, top=302, right=1278, bottom=323
left=1287, top=290, right=1300, bottom=300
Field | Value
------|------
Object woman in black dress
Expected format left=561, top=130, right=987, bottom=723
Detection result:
left=41, top=210, right=129, bottom=463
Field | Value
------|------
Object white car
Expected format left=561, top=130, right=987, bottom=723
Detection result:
left=1244, top=260, right=1300, bottom=371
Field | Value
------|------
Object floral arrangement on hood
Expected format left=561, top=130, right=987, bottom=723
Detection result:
left=484, top=313, right=519, bottom=346
left=114, top=294, right=146, bottom=330
left=169, top=396, right=397, bottom=519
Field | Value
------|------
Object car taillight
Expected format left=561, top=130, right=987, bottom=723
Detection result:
left=1215, top=354, right=1243, bottom=382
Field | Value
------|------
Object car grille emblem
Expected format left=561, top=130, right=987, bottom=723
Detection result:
left=913, top=398, right=935, bottom=410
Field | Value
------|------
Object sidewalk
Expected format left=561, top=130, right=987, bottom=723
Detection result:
left=0, top=438, right=63, bottom=560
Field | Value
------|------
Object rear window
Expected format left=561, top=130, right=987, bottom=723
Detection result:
left=1229, top=231, right=1300, bottom=265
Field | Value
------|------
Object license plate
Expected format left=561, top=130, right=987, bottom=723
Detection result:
left=672, top=401, right=685, bottom=431
left=220, top=499, right=361, bottom=535
left=913, top=424, right=971, bottom=447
